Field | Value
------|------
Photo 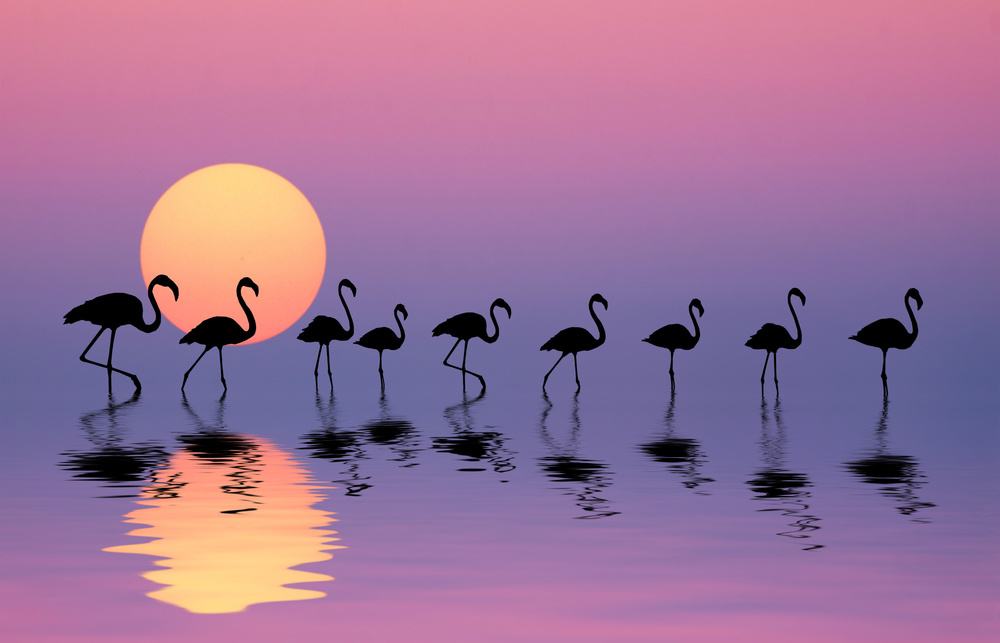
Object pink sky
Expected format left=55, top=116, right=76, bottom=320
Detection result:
left=3, top=2, right=995, bottom=226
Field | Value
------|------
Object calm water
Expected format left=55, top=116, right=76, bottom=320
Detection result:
left=2, top=324, right=996, bottom=642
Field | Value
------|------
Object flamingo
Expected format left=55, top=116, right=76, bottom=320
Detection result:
left=63, top=274, right=179, bottom=392
left=354, top=303, right=408, bottom=390
left=642, top=298, right=704, bottom=390
left=540, top=294, right=608, bottom=393
left=179, top=277, right=258, bottom=393
left=849, top=288, right=922, bottom=396
left=745, top=288, right=806, bottom=393
left=297, top=278, right=357, bottom=386
left=432, top=297, right=512, bottom=392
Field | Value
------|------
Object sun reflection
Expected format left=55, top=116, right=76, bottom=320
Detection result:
left=104, top=434, right=343, bottom=614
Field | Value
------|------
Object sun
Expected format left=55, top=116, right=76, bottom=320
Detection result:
left=140, top=164, right=326, bottom=344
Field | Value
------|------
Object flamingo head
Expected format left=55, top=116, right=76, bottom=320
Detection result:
left=691, top=298, right=704, bottom=317
left=906, top=287, right=923, bottom=310
left=238, top=277, right=260, bottom=297
left=395, top=303, right=409, bottom=320
left=591, top=293, right=608, bottom=310
left=789, top=288, right=806, bottom=306
left=340, top=278, right=358, bottom=297
left=151, top=274, right=180, bottom=301
left=492, top=298, right=512, bottom=319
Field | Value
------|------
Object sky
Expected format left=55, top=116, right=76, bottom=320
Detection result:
left=0, top=1, right=997, bottom=399
left=0, top=4, right=998, bottom=641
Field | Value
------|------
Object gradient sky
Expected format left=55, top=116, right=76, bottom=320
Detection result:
left=1, top=5, right=998, bottom=640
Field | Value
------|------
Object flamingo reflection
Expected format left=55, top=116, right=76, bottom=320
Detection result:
left=60, top=392, right=169, bottom=495
left=639, top=390, right=714, bottom=493
left=300, top=391, right=372, bottom=496
left=745, top=397, right=823, bottom=550
left=431, top=391, right=516, bottom=477
left=843, top=398, right=935, bottom=522
left=538, top=393, right=619, bottom=519
left=103, top=397, right=342, bottom=614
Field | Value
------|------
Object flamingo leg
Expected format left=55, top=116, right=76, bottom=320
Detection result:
left=669, top=349, right=676, bottom=391
left=543, top=353, right=566, bottom=392
left=460, top=340, right=487, bottom=392
left=760, top=352, right=770, bottom=384
left=313, top=345, right=323, bottom=379
left=326, top=344, right=333, bottom=387
left=773, top=350, right=779, bottom=385
left=377, top=350, right=385, bottom=390
left=218, top=347, right=227, bottom=392
left=881, top=349, right=889, bottom=398
left=78, top=326, right=140, bottom=392
left=572, top=352, right=581, bottom=393
left=182, top=346, right=210, bottom=391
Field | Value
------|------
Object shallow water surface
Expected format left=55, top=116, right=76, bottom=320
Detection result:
left=2, top=356, right=996, bottom=642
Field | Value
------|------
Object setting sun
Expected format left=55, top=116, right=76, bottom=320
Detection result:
left=140, top=164, right=326, bottom=344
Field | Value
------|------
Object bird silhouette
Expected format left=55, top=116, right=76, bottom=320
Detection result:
left=642, top=298, right=704, bottom=391
left=354, top=303, right=407, bottom=391
left=541, top=294, right=608, bottom=393
left=297, top=278, right=357, bottom=387
left=64, top=274, right=179, bottom=393
left=432, top=298, right=512, bottom=392
left=179, top=277, right=258, bottom=393
left=745, top=288, right=806, bottom=394
left=849, top=288, right=923, bottom=397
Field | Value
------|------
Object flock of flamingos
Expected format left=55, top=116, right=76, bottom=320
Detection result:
left=64, top=276, right=923, bottom=397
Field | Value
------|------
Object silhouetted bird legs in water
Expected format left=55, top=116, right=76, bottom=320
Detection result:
left=442, top=338, right=485, bottom=392
left=182, top=346, right=228, bottom=393
left=540, top=294, right=608, bottom=394
left=79, top=327, right=140, bottom=392
left=542, top=352, right=581, bottom=393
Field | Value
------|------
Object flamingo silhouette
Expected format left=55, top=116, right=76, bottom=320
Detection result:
left=541, top=294, right=608, bottom=393
left=63, top=274, right=179, bottom=393
left=849, top=288, right=922, bottom=397
left=179, top=277, right=258, bottom=393
left=432, top=298, right=512, bottom=392
left=745, top=288, right=806, bottom=393
left=354, top=303, right=408, bottom=391
left=642, top=298, right=704, bottom=390
left=297, top=278, right=357, bottom=387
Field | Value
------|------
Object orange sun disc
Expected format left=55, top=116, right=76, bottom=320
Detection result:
left=140, top=164, right=326, bottom=344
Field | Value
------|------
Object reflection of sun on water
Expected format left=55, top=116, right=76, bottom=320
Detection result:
left=104, top=436, right=342, bottom=614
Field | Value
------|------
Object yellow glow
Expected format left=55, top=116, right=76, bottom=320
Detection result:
left=140, top=164, right=326, bottom=343
left=105, top=436, right=343, bottom=614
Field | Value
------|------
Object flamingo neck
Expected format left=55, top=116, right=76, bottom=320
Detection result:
left=590, top=300, right=606, bottom=347
left=340, top=284, right=355, bottom=338
left=905, top=293, right=919, bottom=341
left=395, top=308, right=406, bottom=343
left=237, top=284, right=256, bottom=342
left=787, top=292, right=802, bottom=348
left=484, top=303, right=502, bottom=344
left=688, top=301, right=701, bottom=344
left=138, top=280, right=164, bottom=333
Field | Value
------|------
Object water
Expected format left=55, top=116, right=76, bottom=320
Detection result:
left=2, top=334, right=996, bottom=641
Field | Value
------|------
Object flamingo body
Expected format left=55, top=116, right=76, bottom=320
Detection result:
left=643, top=298, right=703, bottom=389
left=180, top=277, right=258, bottom=392
left=745, top=288, right=806, bottom=392
left=433, top=298, right=512, bottom=392
left=64, top=274, right=179, bottom=392
left=355, top=304, right=408, bottom=390
left=643, top=323, right=697, bottom=351
left=541, top=294, right=608, bottom=393
left=849, top=288, right=922, bottom=393
left=298, top=316, right=351, bottom=344
left=180, top=316, right=251, bottom=349
left=745, top=323, right=798, bottom=352
left=433, top=312, right=490, bottom=341
left=297, top=279, right=357, bottom=385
